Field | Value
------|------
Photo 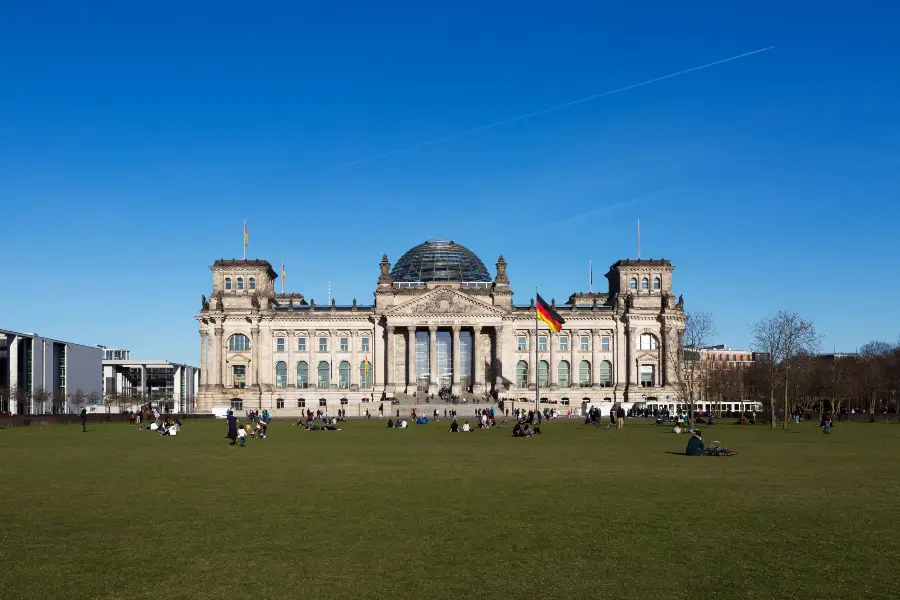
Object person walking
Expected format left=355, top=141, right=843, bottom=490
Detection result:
left=79, top=407, right=88, bottom=432
left=226, top=410, right=238, bottom=445
left=616, top=405, right=626, bottom=430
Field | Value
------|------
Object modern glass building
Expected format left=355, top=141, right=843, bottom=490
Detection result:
left=0, top=329, right=102, bottom=414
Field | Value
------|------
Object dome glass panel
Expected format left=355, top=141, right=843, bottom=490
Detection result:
left=391, top=239, right=492, bottom=283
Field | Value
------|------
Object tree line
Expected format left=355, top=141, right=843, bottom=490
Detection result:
left=676, top=310, right=900, bottom=428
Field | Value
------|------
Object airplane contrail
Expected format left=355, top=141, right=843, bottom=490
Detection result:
left=334, top=45, right=774, bottom=169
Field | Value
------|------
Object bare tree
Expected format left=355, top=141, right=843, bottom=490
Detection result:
left=0, top=385, right=10, bottom=414
left=51, top=391, right=68, bottom=414
left=31, top=387, right=52, bottom=415
left=751, top=311, right=820, bottom=429
left=69, top=389, right=87, bottom=414
left=13, top=387, right=30, bottom=415
left=858, top=341, right=893, bottom=417
left=675, top=312, right=716, bottom=426
left=102, top=390, right=117, bottom=415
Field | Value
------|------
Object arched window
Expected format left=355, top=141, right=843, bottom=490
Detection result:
left=653, top=277, right=661, bottom=290
left=629, top=278, right=637, bottom=289
left=275, top=361, right=287, bottom=389
left=248, top=277, right=256, bottom=290
left=297, top=361, right=308, bottom=389
left=228, top=334, right=250, bottom=352
left=237, top=277, right=244, bottom=290
left=225, top=277, right=232, bottom=290
left=599, top=360, right=612, bottom=386
left=558, top=360, right=570, bottom=388
left=359, top=360, right=372, bottom=389
left=641, top=277, right=649, bottom=289
left=579, top=360, right=591, bottom=387
left=338, top=361, right=351, bottom=389
left=638, top=334, right=659, bottom=350
left=516, top=361, right=528, bottom=388
left=317, top=361, right=329, bottom=389
left=538, top=360, right=549, bottom=388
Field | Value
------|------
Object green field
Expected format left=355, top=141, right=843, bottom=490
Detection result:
left=1, top=417, right=898, bottom=600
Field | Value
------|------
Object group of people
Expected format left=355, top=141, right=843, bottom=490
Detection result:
left=585, top=406, right=627, bottom=429
left=226, top=409, right=269, bottom=446
left=511, top=422, right=540, bottom=437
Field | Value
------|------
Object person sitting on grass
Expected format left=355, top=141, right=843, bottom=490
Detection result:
left=387, top=418, right=394, bottom=428
left=462, top=421, right=471, bottom=432
left=512, top=422, right=523, bottom=437
left=449, top=420, right=459, bottom=433
left=685, top=430, right=705, bottom=456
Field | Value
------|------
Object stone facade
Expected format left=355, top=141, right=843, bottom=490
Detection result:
left=195, top=247, right=686, bottom=416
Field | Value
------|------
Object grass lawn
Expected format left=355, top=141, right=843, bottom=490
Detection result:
left=1, top=417, right=898, bottom=600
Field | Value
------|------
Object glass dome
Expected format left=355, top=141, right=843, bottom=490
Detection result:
left=391, top=239, right=492, bottom=283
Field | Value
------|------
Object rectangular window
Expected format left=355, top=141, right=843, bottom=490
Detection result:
left=232, top=365, right=246, bottom=389
left=580, top=336, right=590, bottom=351
left=601, top=336, right=610, bottom=351
left=230, top=399, right=243, bottom=410
left=340, top=398, right=348, bottom=405
left=297, top=399, right=306, bottom=408
left=640, top=365, right=654, bottom=388
left=276, top=337, right=285, bottom=352
left=361, top=337, right=370, bottom=353
left=276, top=398, right=285, bottom=409
left=298, top=337, right=307, bottom=352
left=517, top=336, right=527, bottom=352
left=538, top=336, right=547, bottom=352
left=319, top=337, right=328, bottom=352
left=340, top=337, right=349, bottom=352
left=319, top=399, right=327, bottom=407
left=559, top=336, right=569, bottom=351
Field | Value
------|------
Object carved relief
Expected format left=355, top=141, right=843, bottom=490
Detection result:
left=388, top=288, right=501, bottom=316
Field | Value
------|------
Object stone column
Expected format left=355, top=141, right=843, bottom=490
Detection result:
left=330, top=329, right=338, bottom=390
left=386, top=325, right=395, bottom=394
left=251, top=324, right=260, bottom=389
left=451, top=325, right=462, bottom=395
left=592, top=329, right=601, bottom=388
left=428, top=325, right=438, bottom=395
left=406, top=326, right=416, bottom=394
left=351, top=331, right=358, bottom=389
left=208, top=325, right=219, bottom=387
left=199, top=330, right=208, bottom=390
left=569, top=331, right=576, bottom=391
left=472, top=325, right=483, bottom=394
left=549, top=331, right=557, bottom=390
left=493, top=325, right=504, bottom=392
left=527, top=331, right=536, bottom=390
left=217, top=324, right=227, bottom=390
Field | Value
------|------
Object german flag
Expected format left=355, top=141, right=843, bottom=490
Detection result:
left=536, top=293, right=565, bottom=333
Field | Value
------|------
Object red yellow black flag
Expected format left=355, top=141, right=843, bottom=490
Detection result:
left=536, top=293, right=564, bottom=333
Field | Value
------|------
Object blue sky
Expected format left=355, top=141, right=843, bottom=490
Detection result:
left=2, top=1, right=898, bottom=364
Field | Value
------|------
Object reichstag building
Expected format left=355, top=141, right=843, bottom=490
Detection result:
left=196, top=239, right=686, bottom=415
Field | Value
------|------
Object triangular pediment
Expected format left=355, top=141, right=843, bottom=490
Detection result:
left=386, top=288, right=504, bottom=317
left=227, top=353, right=252, bottom=364
left=635, top=351, right=658, bottom=362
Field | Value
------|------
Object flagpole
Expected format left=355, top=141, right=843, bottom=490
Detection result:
left=535, top=287, right=540, bottom=417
